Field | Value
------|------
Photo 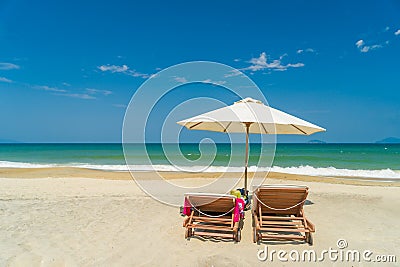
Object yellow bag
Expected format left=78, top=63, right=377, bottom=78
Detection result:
left=230, top=190, right=242, bottom=198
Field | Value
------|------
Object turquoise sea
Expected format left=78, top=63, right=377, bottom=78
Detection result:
left=0, top=143, right=399, bottom=179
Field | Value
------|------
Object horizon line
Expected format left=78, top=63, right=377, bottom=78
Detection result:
left=0, top=142, right=399, bottom=145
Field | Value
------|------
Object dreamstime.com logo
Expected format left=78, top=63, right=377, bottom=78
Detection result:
left=257, top=239, right=397, bottom=263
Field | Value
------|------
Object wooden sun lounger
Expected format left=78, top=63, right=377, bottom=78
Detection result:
left=252, top=185, right=315, bottom=245
left=183, top=193, right=242, bottom=242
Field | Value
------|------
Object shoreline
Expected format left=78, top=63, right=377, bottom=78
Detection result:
left=0, top=167, right=399, bottom=187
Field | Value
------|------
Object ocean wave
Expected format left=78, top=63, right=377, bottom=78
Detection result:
left=270, top=165, right=400, bottom=179
left=0, top=161, right=399, bottom=179
left=0, top=161, right=59, bottom=169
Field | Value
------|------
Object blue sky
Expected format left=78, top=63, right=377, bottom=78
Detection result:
left=0, top=0, right=399, bottom=143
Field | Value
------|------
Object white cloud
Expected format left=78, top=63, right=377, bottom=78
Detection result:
left=244, top=52, right=304, bottom=72
left=286, top=63, right=305, bottom=68
left=233, top=58, right=241, bottom=62
left=173, top=76, right=187, bottom=83
left=224, top=69, right=244, bottom=78
left=355, top=39, right=365, bottom=48
left=98, top=64, right=128, bottom=73
left=127, top=70, right=149, bottom=78
left=34, top=85, right=111, bottom=99
left=355, top=39, right=383, bottom=53
left=86, top=88, right=112, bottom=96
left=34, top=85, right=67, bottom=93
left=62, top=82, right=71, bottom=86
left=202, top=79, right=226, bottom=85
left=384, top=26, right=390, bottom=32
left=362, top=44, right=382, bottom=52
left=0, top=62, right=20, bottom=70
left=297, top=48, right=315, bottom=54
left=56, top=93, right=96, bottom=100
left=98, top=64, right=150, bottom=78
left=395, top=29, right=400, bottom=36
left=0, top=77, right=12, bottom=83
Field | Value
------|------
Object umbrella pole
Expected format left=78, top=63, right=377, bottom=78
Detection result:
left=244, top=123, right=250, bottom=192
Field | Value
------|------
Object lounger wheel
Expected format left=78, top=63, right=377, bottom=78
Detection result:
left=185, top=228, right=192, bottom=239
left=306, top=232, right=313, bottom=245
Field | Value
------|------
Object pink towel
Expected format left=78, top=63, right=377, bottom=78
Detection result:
left=234, top=198, right=245, bottom=222
left=183, top=196, right=244, bottom=222
left=183, top=197, right=192, bottom=216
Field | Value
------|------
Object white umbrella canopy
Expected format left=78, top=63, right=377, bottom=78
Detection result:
left=177, top=98, right=326, bottom=135
left=177, top=97, right=326, bottom=191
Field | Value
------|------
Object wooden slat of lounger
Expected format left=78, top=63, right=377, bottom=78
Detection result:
left=258, top=205, right=304, bottom=212
left=260, top=207, right=302, bottom=212
left=261, top=234, right=306, bottom=240
left=258, top=193, right=305, bottom=197
left=258, top=205, right=303, bottom=209
left=257, top=199, right=305, bottom=205
left=257, top=194, right=306, bottom=201
left=189, top=224, right=233, bottom=231
left=256, top=197, right=304, bottom=202
left=258, top=206, right=304, bottom=212
left=257, top=201, right=304, bottom=205
left=193, top=231, right=234, bottom=239
left=193, top=222, right=232, bottom=226
left=262, top=221, right=303, bottom=226
left=261, top=224, right=305, bottom=230
left=262, top=215, right=304, bottom=221
left=192, top=219, right=232, bottom=225
left=189, top=223, right=233, bottom=229
left=257, top=189, right=307, bottom=194
left=258, top=189, right=306, bottom=193
left=257, top=193, right=308, bottom=197
left=260, top=227, right=310, bottom=233
left=257, top=187, right=307, bottom=190
left=192, top=216, right=232, bottom=222
left=257, top=192, right=306, bottom=197
left=257, top=199, right=305, bottom=204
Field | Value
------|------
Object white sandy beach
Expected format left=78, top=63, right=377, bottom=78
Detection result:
left=0, top=172, right=399, bottom=266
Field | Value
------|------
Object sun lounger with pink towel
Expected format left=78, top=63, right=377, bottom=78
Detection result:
left=182, top=193, right=244, bottom=242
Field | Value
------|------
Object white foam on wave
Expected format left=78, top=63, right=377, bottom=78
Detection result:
left=58, top=163, right=400, bottom=179
left=270, top=165, right=400, bottom=179
left=0, top=161, right=59, bottom=168
left=0, top=161, right=399, bottom=179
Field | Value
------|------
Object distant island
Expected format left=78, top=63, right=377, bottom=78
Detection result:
left=307, top=139, right=327, bottom=144
left=376, top=137, right=400, bottom=144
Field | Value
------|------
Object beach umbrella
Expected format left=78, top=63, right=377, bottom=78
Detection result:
left=177, top=97, right=326, bottom=191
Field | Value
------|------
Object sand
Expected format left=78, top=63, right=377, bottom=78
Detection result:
left=0, top=169, right=399, bottom=266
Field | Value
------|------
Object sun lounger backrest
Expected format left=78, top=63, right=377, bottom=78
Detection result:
left=186, top=195, right=236, bottom=214
left=254, top=186, right=308, bottom=215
